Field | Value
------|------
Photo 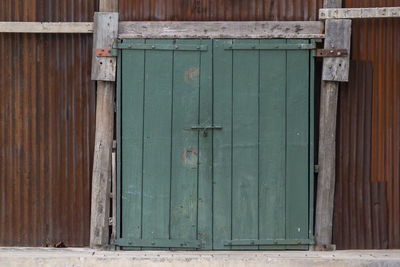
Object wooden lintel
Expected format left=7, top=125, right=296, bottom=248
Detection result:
left=320, top=7, right=400, bottom=19
left=118, top=21, right=324, bottom=39
left=0, top=21, right=324, bottom=38
left=0, top=22, right=93, bottom=33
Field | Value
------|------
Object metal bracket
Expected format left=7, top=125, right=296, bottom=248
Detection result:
left=96, top=48, right=118, bottom=57
left=315, top=49, right=348, bottom=57
left=224, top=239, right=315, bottom=246
left=225, top=43, right=316, bottom=50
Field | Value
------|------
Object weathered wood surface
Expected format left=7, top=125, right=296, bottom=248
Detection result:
left=90, top=0, right=119, bottom=250
left=315, top=0, right=343, bottom=248
left=323, top=0, right=342, bottom=8
left=322, top=19, right=351, bottom=82
left=118, top=21, right=324, bottom=39
left=320, top=7, right=400, bottom=19
left=100, top=1, right=118, bottom=12
left=91, top=12, right=119, bottom=81
left=90, top=81, right=115, bottom=249
left=316, top=81, right=339, bottom=246
left=0, top=22, right=93, bottom=33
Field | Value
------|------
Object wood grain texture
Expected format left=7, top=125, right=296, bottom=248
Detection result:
left=0, top=22, right=93, bottom=33
left=100, top=0, right=118, bottom=12
left=90, top=81, right=115, bottom=249
left=314, top=0, right=343, bottom=248
left=320, top=7, right=400, bottom=19
left=323, top=0, right=342, bottom=8
left=91, top=12, right=119, bottom=81
left=118, top=21, right=324, bottom=39
left=90, top=0, right=119, bottom=250
left=322, top=19, right=352, bottom=82
left=315, top=81, right=339, bottom=245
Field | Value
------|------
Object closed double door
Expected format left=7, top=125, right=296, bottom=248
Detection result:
left=116, top=39, right=314, bottom=250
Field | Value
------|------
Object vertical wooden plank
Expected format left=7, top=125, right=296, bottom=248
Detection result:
left=120, top=39, right=145, bottom=239
left=322, top=19, right=352, bottom=82
left=100, top=0, right=118, bottom=12
left=90, top=0, right=119, bottom=249
left=258, top=39, right=287, bottom=250
left=141, top=39, right=174, bottom=241
left=231, top=39, right=259, bottom=250
left=90, top=81, right=114, bottom=248
left=197, top=39, right=213, bottom=250
left=213, top=39, right=232, bottom=250
left=315, top=0, right=345, bottom=248
left=323, top=0, right=342, bottom=9
left=170, top=39, right=201, bottom=243
left=286, top=39, right=310, bottom=250
left=91, top=12, right=119, bottom=81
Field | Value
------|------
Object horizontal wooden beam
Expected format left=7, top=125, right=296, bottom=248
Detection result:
left=0, top=21, right=325, bottom=39
left=320, top=7, right=400, bottom=19
left=0, top=22, right=93, bottom=33
left=118, top=21, right=324, bottom=39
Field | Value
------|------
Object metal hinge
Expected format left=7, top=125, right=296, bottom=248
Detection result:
left=315, top=49, right=348, bottom=57
left=96, top=48, right=118, bottom=57
left=109, top=217, right=113, bottom=226
left=314, top=165, right=319, bottom=173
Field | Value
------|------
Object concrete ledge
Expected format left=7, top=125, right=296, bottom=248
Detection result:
left=1, top=247, right=400, bottom=267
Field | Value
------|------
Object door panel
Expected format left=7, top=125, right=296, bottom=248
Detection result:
left=170, top=39, right=201, bottom=242
left=231, top=39, right=260, bottom=250
left=117, top=39, right=313, bottom=250
left=285, top=39, right=310, bottom=249
left=121, top=39, right=145, bottom=239
left=258, top=39, right=287, bottom=249
left=212, top=39, right=233, bottom=250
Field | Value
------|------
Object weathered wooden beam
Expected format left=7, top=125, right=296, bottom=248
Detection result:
left=91, top=13, right=119, bottom=81
left=320, top=7, right=400, bottom=19
left=322, top=19, right=351, bottom=82
left=90, top=0, right=118, bottom=250
left=0, top=22, right=93, bottom=33
left=315, top=0, right=344, bottom=250
left=118, top=21, right=325, bottom=39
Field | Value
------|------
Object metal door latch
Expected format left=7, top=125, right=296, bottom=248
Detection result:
left=315, top=49, right=348, bottom=57
left=185, top=125, right=223, bottom=137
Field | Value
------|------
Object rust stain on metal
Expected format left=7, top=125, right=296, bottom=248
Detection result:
left=185, top=67, right=199, bottom=82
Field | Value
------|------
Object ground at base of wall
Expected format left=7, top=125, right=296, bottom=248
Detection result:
left=0, top=247, right=399, bottom=267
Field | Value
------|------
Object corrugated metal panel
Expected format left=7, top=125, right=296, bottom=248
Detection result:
left=118, top=0, right=323, bottom=21
left=333, top=60, right=389, bottom=249
left=332, top=0, right=400, bottom=249
left=0, top=1, right=97, bottom=246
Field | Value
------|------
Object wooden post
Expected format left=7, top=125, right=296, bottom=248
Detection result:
left=90, top=0, right=118, bottom=249
left=315, top=0, right=353, bottom=249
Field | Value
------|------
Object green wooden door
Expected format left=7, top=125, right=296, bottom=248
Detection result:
left=116, top=39, right=315, bottom=250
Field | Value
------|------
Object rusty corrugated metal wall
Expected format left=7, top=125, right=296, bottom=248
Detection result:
left=333, top=0, right=400, bottom=249
left=118, top=0, right=323, bottom=21
left=0, top=1, right=97, bottom=246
